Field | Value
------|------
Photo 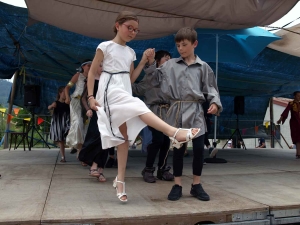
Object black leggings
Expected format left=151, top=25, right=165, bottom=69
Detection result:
left=204, top=132, right=210, bottom=147
left=146, top=126, right=170, bottom=169
left=173, top=135, right=204, bottom=177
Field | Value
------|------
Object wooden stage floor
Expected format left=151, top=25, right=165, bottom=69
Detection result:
left=0, top=147, right=300, bottom=225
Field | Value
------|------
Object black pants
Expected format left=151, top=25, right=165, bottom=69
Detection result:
left=108, top=147, right=115, bottom=156
left=95, top=149, right=109, bottom=168
left=173, top=135, right=204, bottom=177
left=146, top=126, right=170, bottom=169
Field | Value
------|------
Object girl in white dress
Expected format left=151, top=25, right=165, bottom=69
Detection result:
left=87, top=11, right=199, bottom=203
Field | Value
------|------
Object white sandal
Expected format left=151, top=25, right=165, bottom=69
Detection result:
left=169, top=128, right=200, bottom=149
left=113, top=176, right=127, bottom=202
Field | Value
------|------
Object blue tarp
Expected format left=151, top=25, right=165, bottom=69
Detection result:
left=1, top=3, right=300, bottom=138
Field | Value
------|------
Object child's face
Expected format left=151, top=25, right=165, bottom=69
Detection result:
left=117, top=20, right=139, bottom=42
left=82, top=63, right=91, bottom=74
left=60, top=89, right=65, bottom=99
left=176, top=39, right=198, bottom=58
left=157, top=54, right=171, bottom=67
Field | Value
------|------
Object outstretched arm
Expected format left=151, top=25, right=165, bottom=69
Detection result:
left=130, top=48, right=156, bottom=83
left=87, top=49, right=103, bottom=111
left=277, top=103, right=292, bottom=124
left=65, top=73, right=79, bottom=104
left=81, top=84, right=93, bottom=118
left=48, top=101, right=57, bottom=110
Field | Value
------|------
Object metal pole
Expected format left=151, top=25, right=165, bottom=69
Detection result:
left=214, top=34, right=219, bottom=143
left=270, top=97, right=274, bottom=148
left=3, top=71, right=18, bottom=148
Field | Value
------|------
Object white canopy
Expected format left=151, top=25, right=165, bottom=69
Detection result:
left=268, top=23, right=300, bottom=58
left=25, top=0, right=298, bottom=40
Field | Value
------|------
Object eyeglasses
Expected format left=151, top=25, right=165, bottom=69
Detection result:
left=122, top=24, right=140, bottom=34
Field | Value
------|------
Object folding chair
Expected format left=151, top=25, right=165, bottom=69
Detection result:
left=9, top=120, right=31, bottom=151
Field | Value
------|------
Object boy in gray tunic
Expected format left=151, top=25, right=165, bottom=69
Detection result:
left=144, top=27, right=222, bottom=201
left=132, top=50, right=174, bottom=183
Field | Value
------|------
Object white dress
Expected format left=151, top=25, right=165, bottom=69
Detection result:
left=66, top=73, right=86, bottom=148
left=96, top=41, right=151, bottom=149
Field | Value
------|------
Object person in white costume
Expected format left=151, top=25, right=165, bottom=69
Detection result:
left=87, top=11, right=200, bottom=203
left=65, top=60, right=91, bottom=164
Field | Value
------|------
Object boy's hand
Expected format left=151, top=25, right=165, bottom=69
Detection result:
left=207, top=103, right=218, bottom=115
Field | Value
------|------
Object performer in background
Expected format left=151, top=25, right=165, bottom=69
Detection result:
left=65, top=59, right=91, bottom=163
left=277, top=91, right=300, bottom=158
left=48, top=86, right=70, bottom=162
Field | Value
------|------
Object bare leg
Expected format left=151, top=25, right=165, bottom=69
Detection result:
left=91, top=162, right=98, bottom=170
left=193, top=175, right=200, bottom=185
left=139, top=112, right=199, bottom=142
left=59, top=141, right=65, bottom=159
left=98, top=167, right=106, bottom=182
left=296, top=142, right=300, bottom=157
left=174, top=177, right=182, bottom=186
left=115, top=123, right=129, bottom=201
left=76, top=143, right=83, bottom=159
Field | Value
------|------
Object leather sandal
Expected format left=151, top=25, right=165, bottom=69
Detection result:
left=98, top=173, right=106, bottom=182
left=89, top=169, right=100, bottom=177
left=60, top=157, right=66, bottom=163
left=169, top=128, right=200, bottom=149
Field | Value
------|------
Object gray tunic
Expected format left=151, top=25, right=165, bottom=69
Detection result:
left=144, top=56, right=222, bottom=136
left=132, top=76, right=170, bottom=121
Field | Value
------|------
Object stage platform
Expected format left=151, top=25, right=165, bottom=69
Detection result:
left=0, top=147, right=300, bottom=225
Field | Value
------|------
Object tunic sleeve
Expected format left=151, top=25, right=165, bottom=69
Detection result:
left=132, top=76, right=148, bottom=96
left=144, top=62, right=161, bottom=88
left=201, top=64, right=223, bottom=115
left=97, top=41, right=109, bottom=58
left=281, top=102, right=292, bottom=124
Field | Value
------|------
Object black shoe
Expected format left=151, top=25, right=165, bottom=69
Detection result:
left=157, top=166, right=174, bottom=181
left=105, top=157, right=115, bottom=168
left=70, top=148, right=77, bottom=154
left=190, top=183, right=210, bottom=201
left=141, top=167, right=156, bottom=183
left=168, top=184, right=182, bottom=201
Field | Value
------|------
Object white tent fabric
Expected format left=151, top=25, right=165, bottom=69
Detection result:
left=268, top=23, right=300, bottom=58
left=25, top=0, right=298, bottom=40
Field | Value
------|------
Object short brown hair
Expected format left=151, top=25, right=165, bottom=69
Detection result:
left=175, top=27, right=197, bottom=43
left=113, top=11, right=139, bottom=34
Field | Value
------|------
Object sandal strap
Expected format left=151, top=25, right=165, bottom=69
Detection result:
left=173, top=128, right=181, bottom=139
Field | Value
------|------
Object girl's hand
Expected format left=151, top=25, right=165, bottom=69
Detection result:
left=88, top=98, right=100, bottom=111
left=207, top=103, right=218, bottom=114
left=86, top=109, right=93, bottom=118
left=145, top=48, right=155, bottom=64
left=141, top=51, right=149, bottom=65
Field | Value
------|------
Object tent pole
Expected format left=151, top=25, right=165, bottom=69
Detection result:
left=270, top=97, right=274, bottom=148
left=214, top=34, right=219, bottom=143
left=3, top=71, right=18, bottom=149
